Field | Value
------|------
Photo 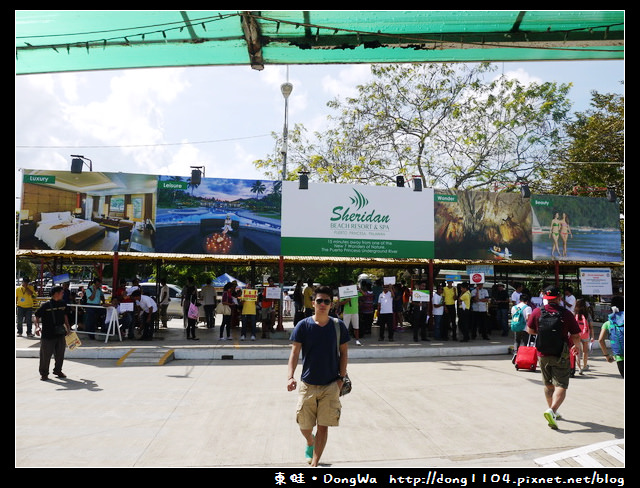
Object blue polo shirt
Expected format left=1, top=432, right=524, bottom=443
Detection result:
left=290, top=316, right=350, bottom=385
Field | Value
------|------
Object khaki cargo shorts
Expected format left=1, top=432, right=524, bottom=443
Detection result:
left=539, top=347, right=571, bottom=389
left=296, top=381, right=341, bottom=430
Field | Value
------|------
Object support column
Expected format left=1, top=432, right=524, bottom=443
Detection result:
left=277, top=255, right=284, bottom=331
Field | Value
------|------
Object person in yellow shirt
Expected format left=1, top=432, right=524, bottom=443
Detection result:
left=240, top=285, right=258, bottom=341
left=16, top=277, right=36, bottom=337
left=303, top=279, right=315, bottom=317
left=441, top=280, right=457, bottom=341
left=457, top=283, right=471, bottom=342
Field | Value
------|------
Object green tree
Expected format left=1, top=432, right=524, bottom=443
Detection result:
left=549, top=90, right=624, bottom=209
left=254, top=63, right=572, bottom=190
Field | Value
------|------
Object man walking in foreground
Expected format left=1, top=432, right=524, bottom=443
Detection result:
left=287, top=285, right=350, bottom=466
left=526, top=285, right=581, bottom=429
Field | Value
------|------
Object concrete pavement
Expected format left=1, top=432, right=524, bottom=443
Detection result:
left=15, top=319, right=624, bottom=469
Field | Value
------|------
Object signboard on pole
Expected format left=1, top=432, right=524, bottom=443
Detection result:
left=469, top=272, right=485, bottom=285
left=579, top=268, right=613, bottom=296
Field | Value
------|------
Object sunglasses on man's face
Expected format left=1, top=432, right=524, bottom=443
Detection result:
left=315, top=298, right=332, bottom=305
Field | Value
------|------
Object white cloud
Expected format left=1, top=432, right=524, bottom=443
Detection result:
left=321, top=64, right=372, bottom=99
left=498, top=67, right=543, bottom=86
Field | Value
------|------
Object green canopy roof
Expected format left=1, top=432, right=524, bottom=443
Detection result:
left=15, top=10, right=624, bottom=75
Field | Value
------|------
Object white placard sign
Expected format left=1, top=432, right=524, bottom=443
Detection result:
left=412, top=290, right=430, bottom=302
left=579, top=268, right=613, bottom=296
left=339, top=285, right=358, bottom=298
left=383, top=276, right=396, bottom=285
left=265, top=286, right=281, bottom=299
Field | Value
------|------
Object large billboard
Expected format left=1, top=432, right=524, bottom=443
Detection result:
left=434, top=190, right=532, bottom=260
left=155, top=176, right=281, bottom=255
left=281, top=181, right=434, bottom=259
left=18, top=169, right=622, bottom=262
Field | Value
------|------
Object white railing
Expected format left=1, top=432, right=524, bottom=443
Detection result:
left=67, top=303, right=123, bottom=343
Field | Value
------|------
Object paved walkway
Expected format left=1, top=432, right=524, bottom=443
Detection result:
left=15, top=319, right=624, bottom=469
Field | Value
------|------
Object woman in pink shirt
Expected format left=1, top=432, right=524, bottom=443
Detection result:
left=574, top=299, right=593, bottom=374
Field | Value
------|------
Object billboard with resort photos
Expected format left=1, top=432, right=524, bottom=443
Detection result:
left=19, top=169, right=621, bottom=262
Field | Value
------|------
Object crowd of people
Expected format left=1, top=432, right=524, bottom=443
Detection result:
left=18, top=273, right=623, bottom=462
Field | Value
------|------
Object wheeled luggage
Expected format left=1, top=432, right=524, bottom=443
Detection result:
left=514, top=335, right=538, bottom=371
left=569, top=345, right=578, bottom=377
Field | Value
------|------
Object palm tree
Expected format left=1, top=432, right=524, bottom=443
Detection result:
left=250, top=180, right=267, bottom=199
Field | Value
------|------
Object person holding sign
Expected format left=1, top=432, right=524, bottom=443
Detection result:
left=411, top=281, right=430, bottom=342
left=240, top=285, right=258, bottom=341
left=339, top=281, right=362, bottom=346
left=260, top=277, right=277, bottom=338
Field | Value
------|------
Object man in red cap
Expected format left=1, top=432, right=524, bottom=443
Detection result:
left=526, top=285, right=581, bottom=430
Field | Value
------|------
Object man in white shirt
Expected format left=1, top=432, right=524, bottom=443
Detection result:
left=377, top=283, right=395, bottom=342
left=510, top=283, right=523, bottom=307
left=471, top=283, right=490, bottom=340
left=130, top=289, right=157, bottom=341
left=563, top=287, right=576, bottom=314
left=158, top=278, right=171, bottom=328
left=432, top=284, right=445, bottom=339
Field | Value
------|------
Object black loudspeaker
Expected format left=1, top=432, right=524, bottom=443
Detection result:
left=299, top=174, right=309, bottom=190
left=71, top=158, right=84, bottom=173
left=606, top=188, right=616, bottom=203
left=396, top=176, right=404, bottom=187
left=520, top=184, right=531, bottom=198
left=413, top=178, right=422, bottom=192
left=191, top=169, right=201, bottom=185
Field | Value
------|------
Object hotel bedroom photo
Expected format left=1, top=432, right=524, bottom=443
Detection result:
left=19, top=170, right=157, bottom=253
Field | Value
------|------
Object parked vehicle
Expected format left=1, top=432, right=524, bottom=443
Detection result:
left=139, top=282, right=184, bottom=318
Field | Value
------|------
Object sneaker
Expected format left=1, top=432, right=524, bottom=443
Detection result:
left=356, top=340, right=362, bottom=346
left=250, top=335, right=256, bottom=341
left=544, top=408, right=558, bottom=429
left=218, top=336, right=225, bottom=341
left=305, top=436, right=315, bottom=464
left=240, top=335, right=245, bottom=341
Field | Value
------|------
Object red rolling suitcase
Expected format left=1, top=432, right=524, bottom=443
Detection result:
left=514, top=335, right=538, bottom=371
left=569, top=345, right=578, bottom=377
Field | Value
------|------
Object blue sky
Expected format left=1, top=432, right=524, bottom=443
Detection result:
left=15, top=60, right=624, bottom=211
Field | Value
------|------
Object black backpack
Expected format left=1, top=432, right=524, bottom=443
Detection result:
left=536, top=307, right=566, bottom=356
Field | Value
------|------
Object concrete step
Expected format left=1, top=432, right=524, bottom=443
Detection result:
left=117, top=347, right=175, bottom=366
